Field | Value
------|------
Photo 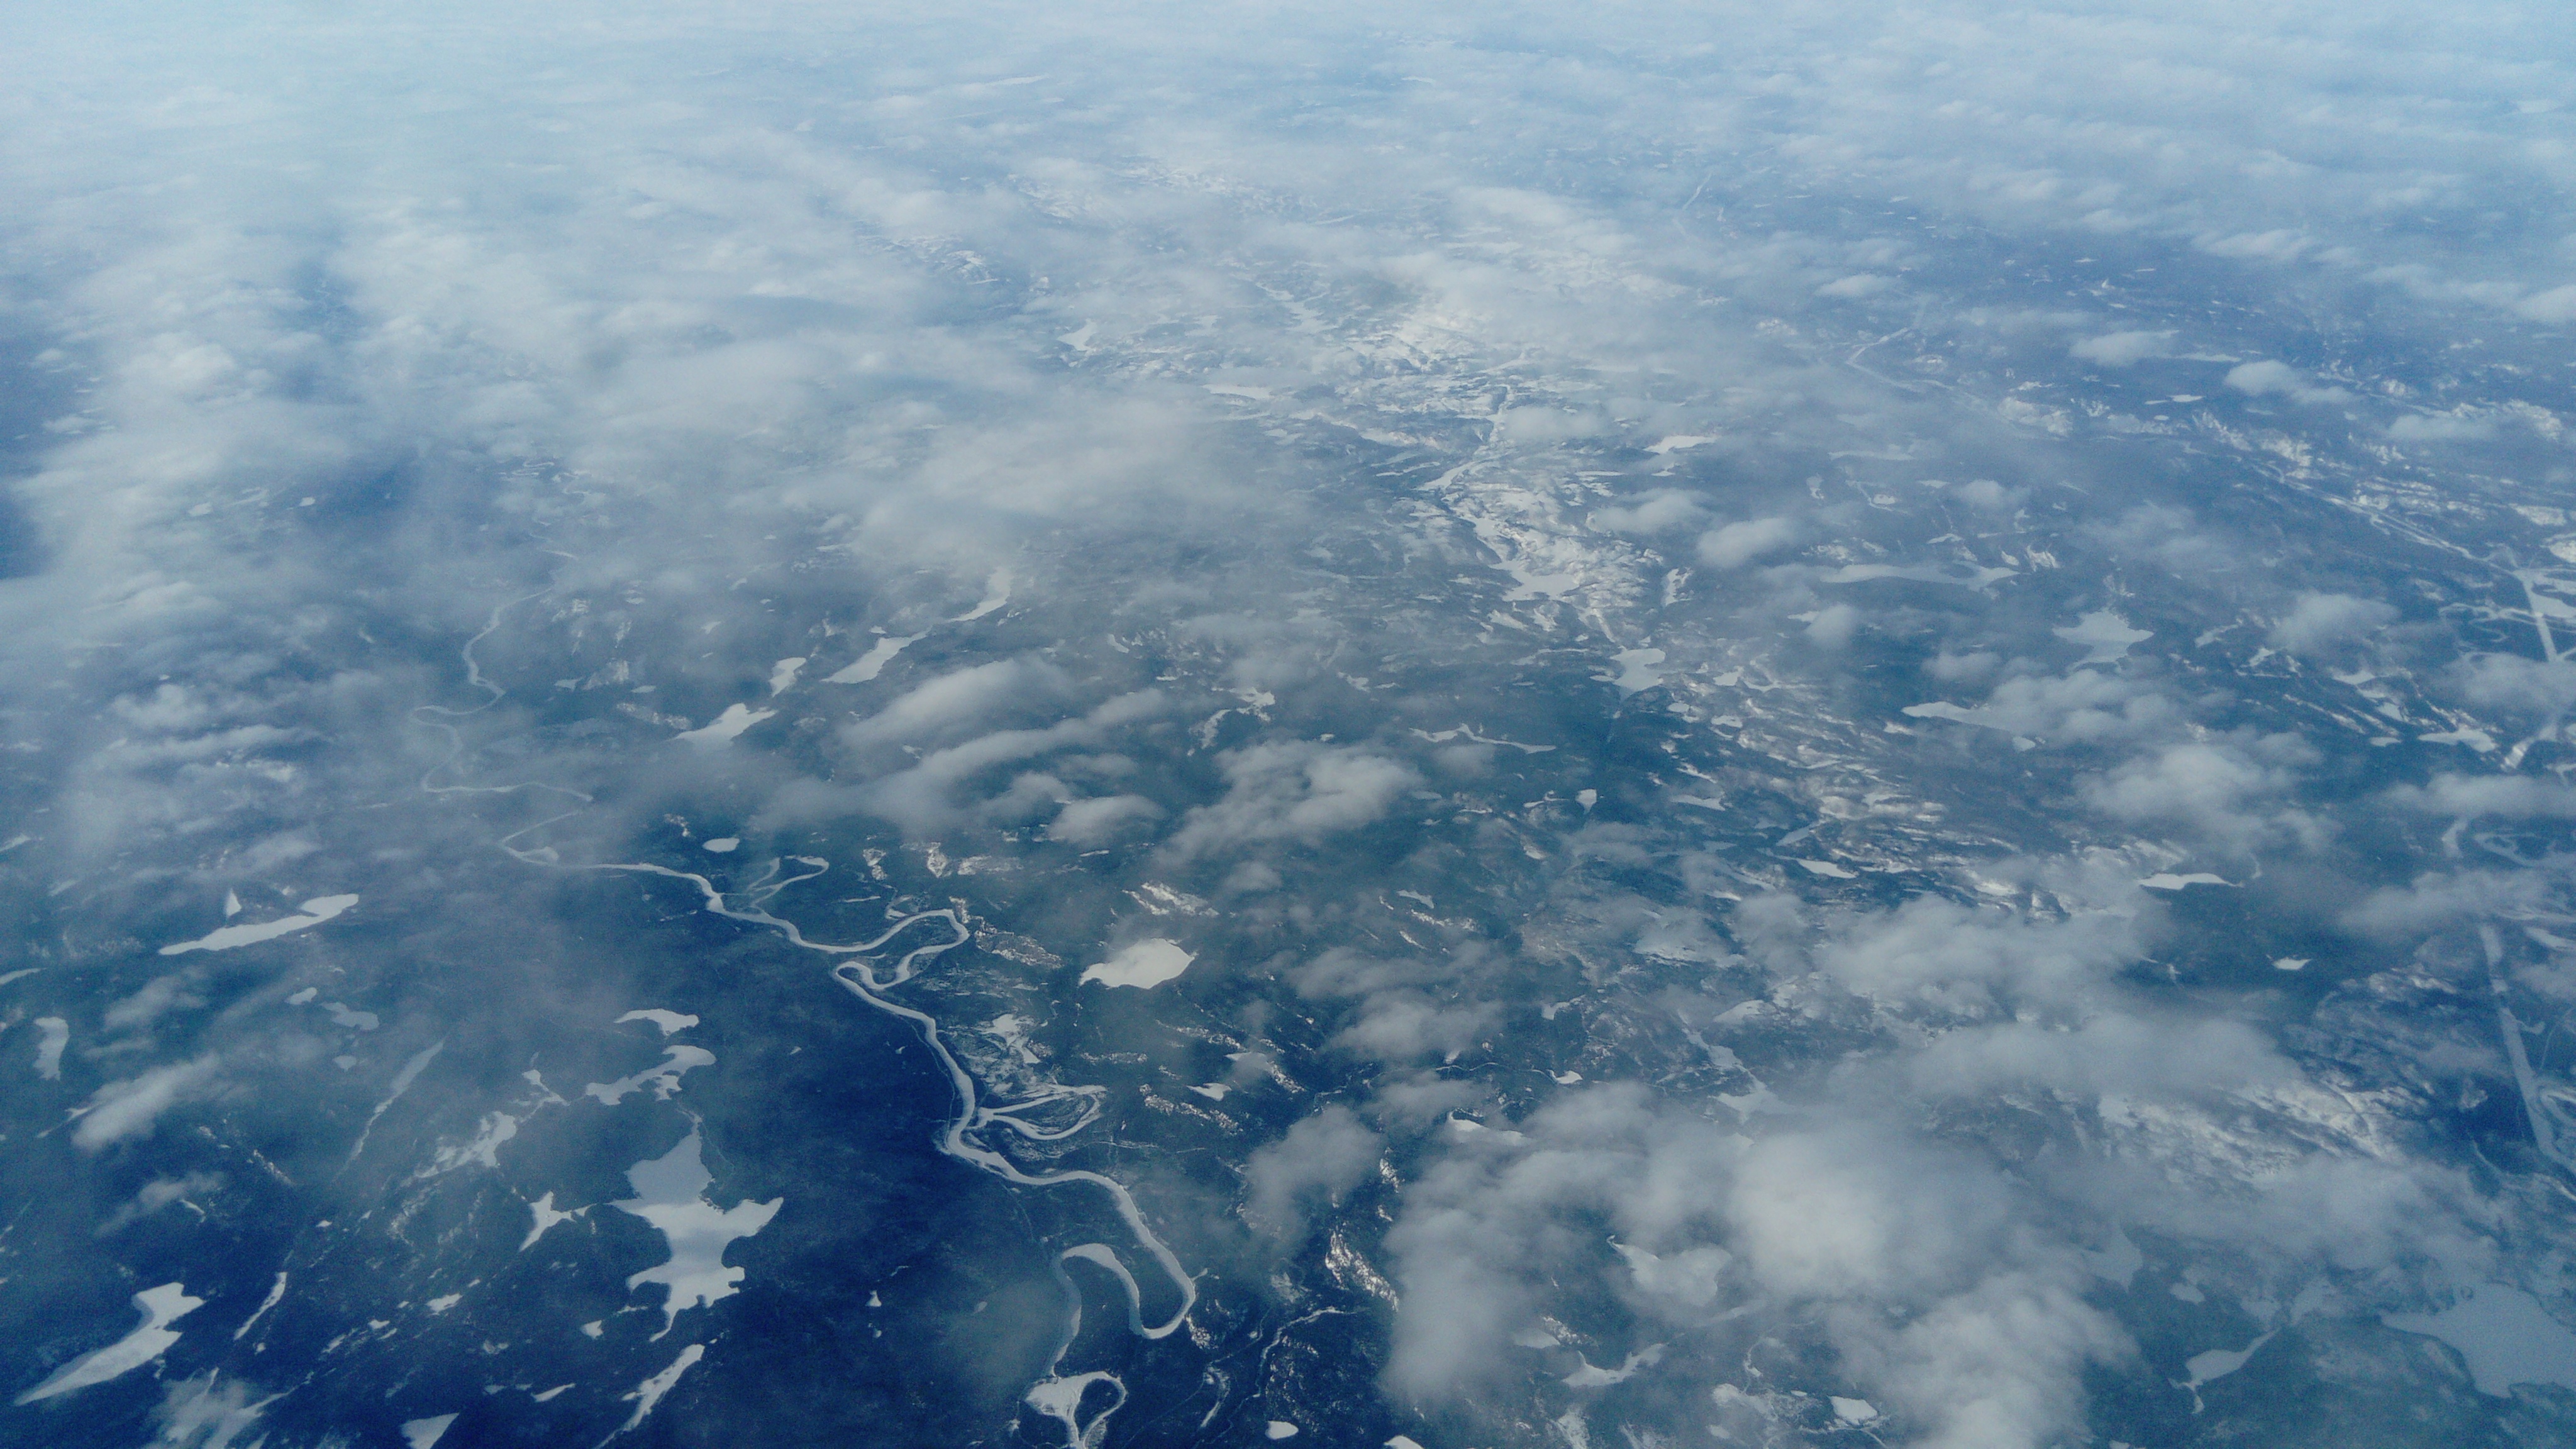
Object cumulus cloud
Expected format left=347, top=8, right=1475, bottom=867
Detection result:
left=2069, top=330, right=2174, bottom=365
left=1811, top=894, right=2141, bottom=1017
left=0, top=1, right=2561, bottom=1442
left=1696, top=517, right=1799, bottom=569
left=2514, top=284, right=2576, bottom=324
left=1917, top=669, right=2179, bottom=744
left=1906, top=1013, right=2291, bottom=1099
left=2224, top=360, right=2356, bottom=405
left=1724, top=1128, right=2012, bottom=1300
left=2450, top=653, right=2576, bottom=713
left=772, top=688, right=1166, bottom=833
left=1243, top=1105, right=1382, bottom=1241
left=2340, top=869, right=2556, bottom=939
left=1589, top=490, right=1707, bottom=534
left=2389, top=774, right=2576, bottom=819
left=2387, top=411, right=2497, bottom=442
left=74, top=1056, right=223, bottom=1150
left=2268, top=592, right=2397, bottom=654
left=1046, top=793, right=1163, bottom=844
left=1331, top=994, right=1497, bottom=1062
left=1380, top=1087, right=2135, bottom=1448
left=1804, top=602, right=1862, bottom=648
left=1164, top=740, right=1419, bottom=858
left=2082, top=736, right=2318, bottom=848
left=840, top=659, right=1070, bottom=748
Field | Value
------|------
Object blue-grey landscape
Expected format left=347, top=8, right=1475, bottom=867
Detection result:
left=6, top=4, right=2576, bottom=1446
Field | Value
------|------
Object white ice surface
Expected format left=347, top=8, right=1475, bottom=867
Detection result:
left=1024, top=1370, right=1121, bottom=1446
left=1408, top=724, right=1555, bottom=753
left=701, top=838, right=738, bottom=853
left=401, top=1414, right=457, bottom=1448
left=766, top=657, right=806, bottom=695
left=952, top=568, right=1015, bottom=622
left=618, top=1009, right=700, bottom=1036
left=522, top=1191, right=584, bottom=1250
left=159, top=894, right=358, bottom=955
left=348, top=1041, right=444, bottom=1162
left=584, top=1045, right=716, bottom=1105
left=613, top=1131, right=782, bottom=1337
left=233, top=1271, right=286, bottom=1340
left=13, top=1282, right=203, bottom=1404
left=673, top=704, right=776, bottom=751
left=1831, top=1397, right=1879, bottom=1423
left=1080, top=939, right=1194, bottom=989
left=1563, top=1344, right=1663, bottom=1387
left=2053, top=609, right=2153, bottom=665
left=2182, top=1331, right=2273, bottom=1390
left=431, top=1112, right=519, bottom=1172
left=2384, top=1284, right=2576, bottom=1395
left=2138, top=873, right=2235, bottom=890
left=33, top=1016, right=67, bottom=1079
left=823, top=632, right=924, bottom=684
left=1604, top=647, right=1667, bottom=696
left=610, top=1343, right=703, bottom=1438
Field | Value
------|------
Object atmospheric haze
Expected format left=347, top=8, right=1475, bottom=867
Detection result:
left=5, top=3, right=2576, bottom=1447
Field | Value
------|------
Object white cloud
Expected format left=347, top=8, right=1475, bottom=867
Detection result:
left=773, top=689, right=1167, bottom=833
left=2390, top=774, right=2576, bottom=819
left=1589, top=490, right=1707, bottom=534
left=2069, top=330, right=2174, bottom=365
left=1816, top=272, right=1892, bottom=298
left=2268, top=591, right=2396, bottom=654
left=0, top=3, right=2558, bottom=1440
left=1165, top=741, right=1419, bottom=858
left=2515, top=284, right=2576, bottom=323
left=1331, top=994, right=1497, bottom=1062
left=2082, top=737, right=2317, bottom=848
left=1046, top=794, right=1163, bottom=844
left=841, top=659, right=1070, bottom=748
left=74, top=1056, right=223, bottom=1150
left=1696, top=517, right=1799, bottom=569
left=1243, top=1106, right=1382, bottom=1241
left=2387, top=412, right=2497, bottom=441
left=2224, top=360, right=2355, bottom=405
left=1804, top=602, right=1862, bottom=648
left=2452, top=654, right=2576, bottom=713
left=2341, top=869, right=2557, bottom=939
